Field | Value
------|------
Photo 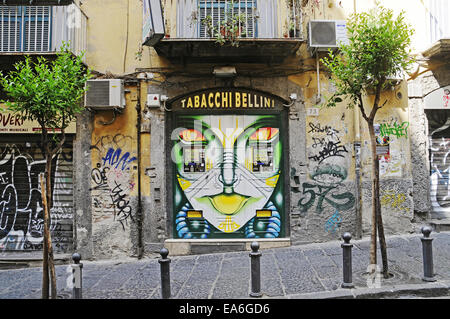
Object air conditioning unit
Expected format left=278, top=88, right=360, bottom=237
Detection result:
left=308, top=20, right=348, bottom=51
left=85, top=79, right=125, bottom=111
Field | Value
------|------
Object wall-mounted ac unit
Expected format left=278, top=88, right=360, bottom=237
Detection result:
left=308, top=20, right=348, bottom=51
left=85, top=79, right=125, bottom=111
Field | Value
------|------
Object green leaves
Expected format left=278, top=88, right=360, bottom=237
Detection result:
left=321, top=4, right=415, bottom=113
left=0, top=41, right=92, bottom=130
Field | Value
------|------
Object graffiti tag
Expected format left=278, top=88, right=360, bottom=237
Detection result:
left=297, top=183, right=355, bottom=213
left=380, top=189, right=408, bottom=212
left=379, top=121, right=409, bottom=139
left=324, top=210, right=342, bottom=233
left=308, top=141, right=348, bottom=164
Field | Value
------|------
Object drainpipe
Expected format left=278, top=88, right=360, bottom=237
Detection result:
left=136, top=80, right=144, bottom=258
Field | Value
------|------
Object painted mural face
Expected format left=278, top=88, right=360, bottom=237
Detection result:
left=172, top=115, right=283, bottom=239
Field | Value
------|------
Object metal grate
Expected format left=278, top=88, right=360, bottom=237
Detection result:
left=287, top=0, right=301, bottom=38
left=85, top=80, right=111, bottom=107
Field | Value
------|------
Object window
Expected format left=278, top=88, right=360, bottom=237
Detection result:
left=198, top=0, right=257, bottom=38
left=0, top=6, right=51, bottom=52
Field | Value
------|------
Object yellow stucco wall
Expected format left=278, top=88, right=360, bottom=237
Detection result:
left=78, top=0, right=158, bottom=75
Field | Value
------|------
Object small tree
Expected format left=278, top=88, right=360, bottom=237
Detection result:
left=0, top=43, right=91, bottom=298
left=321, top=5, right=414, bottom=278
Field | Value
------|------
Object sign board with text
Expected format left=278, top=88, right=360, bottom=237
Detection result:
left=0, top=110, right=76, bottom=134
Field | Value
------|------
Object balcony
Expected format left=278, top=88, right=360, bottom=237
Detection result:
left=0, top=3, right=87, bottom=70
left=152, top=0, right=305, bottom=64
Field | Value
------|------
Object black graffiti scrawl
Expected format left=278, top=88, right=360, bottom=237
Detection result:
left=0, top=141, right=73, bottom=252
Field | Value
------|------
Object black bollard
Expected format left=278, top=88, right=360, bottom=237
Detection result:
left=421, top=226, right=436, bottom=282
left=249, top=241, right=262, bottom=298
left=159, top=247, right=171, bottom=299
left=71, top=253, right=83, bottom=299
left=341, top=232, right=354, bottom=288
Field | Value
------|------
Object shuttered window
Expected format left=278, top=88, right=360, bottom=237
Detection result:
left=198, top=0, right=257, bottom=38
left=0, top=5, right=51, bottom=52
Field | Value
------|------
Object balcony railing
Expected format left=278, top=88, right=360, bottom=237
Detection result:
left=176, top=0, right=303, bottom=39
left=0, top=4, right=87, bottom=58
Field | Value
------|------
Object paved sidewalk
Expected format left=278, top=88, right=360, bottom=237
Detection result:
left=1, top=231, right=450, bottom=299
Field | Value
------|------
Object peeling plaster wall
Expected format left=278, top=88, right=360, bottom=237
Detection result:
left=74, top=110, right=94, bottom=259
left=359, top=83, right=415, bottom=235
left=88, top=86, right=144, bottom=259
left=288, top=72, right=358, bottom=244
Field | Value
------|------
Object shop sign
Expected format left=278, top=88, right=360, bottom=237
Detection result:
left=0, top=110, right=76, bottom=134
left=172, top=89, right=280, bottom=110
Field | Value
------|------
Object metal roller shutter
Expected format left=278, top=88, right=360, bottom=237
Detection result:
left=0, top=134, right=73, bottom=253
left=428, top=110, right=450, bottom=219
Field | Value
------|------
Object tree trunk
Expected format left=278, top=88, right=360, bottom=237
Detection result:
left=368, top=120, right=378, bottom=271
left=366, top=83, right=389, bottom=278
left=377, top=200, right=389, bottom=278
left=45, top=155, right=58, bottom=299
left=369, top=126, right=389, bottom=278
left=41, top=187, right=49, bottom=299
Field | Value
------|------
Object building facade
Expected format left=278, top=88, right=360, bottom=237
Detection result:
left=0, top=0, right=448, bottom=260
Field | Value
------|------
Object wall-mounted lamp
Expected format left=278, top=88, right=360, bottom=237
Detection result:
left=213, top=66, right=237, bottom=78
left=283, top=93, right=298, bottom=108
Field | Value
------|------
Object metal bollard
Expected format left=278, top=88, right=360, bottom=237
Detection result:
left=71, top=253, right=83, bottom=299
left=158, top=247, right=171, bottom=299
left=421, top=226, right=436, bottom=282
left=249, top=241, right=262, bottom=298
left=341, top=232, right=354, bottom=288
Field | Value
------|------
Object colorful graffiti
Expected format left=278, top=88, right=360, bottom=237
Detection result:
left=0, top=141, right=73, bottom=252
left=90, top=134, right=137, bottom=230
left=172, top=115, right=284, bottom=239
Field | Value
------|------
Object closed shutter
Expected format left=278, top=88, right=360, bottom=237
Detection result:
left=0, top=6, right=21, bottom=52
left=24, top=6, right=51, bottom=52
left=0, top=5, right=51, bottom=52
left=428, top=110, right=450, bottom=218
left=177, top=0, right=196, bottom=38
left=256, top=0, right=277, bottom=38
left=0, top=135, right=74, bottom=253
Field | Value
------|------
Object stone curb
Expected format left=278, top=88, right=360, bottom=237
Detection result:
left=280, top=281, right=450, bottom=299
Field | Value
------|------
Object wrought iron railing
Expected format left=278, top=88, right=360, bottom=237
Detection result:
left=176, top=0, right=303, bottom=39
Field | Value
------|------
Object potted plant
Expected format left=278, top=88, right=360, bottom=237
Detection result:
left=200, top=12, right=247, bottom=47
left=284, top=20, right=296, bottom=38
